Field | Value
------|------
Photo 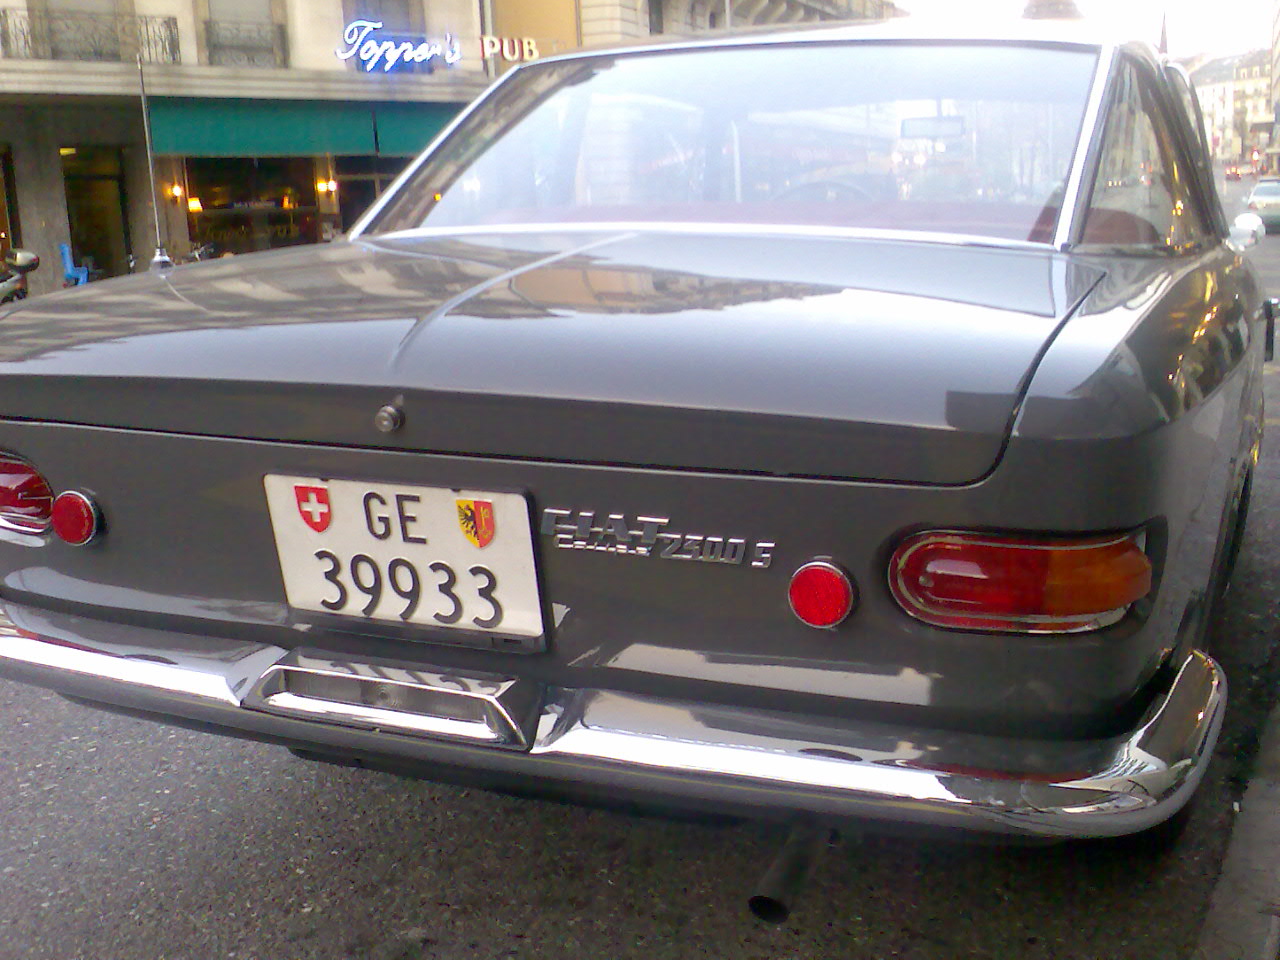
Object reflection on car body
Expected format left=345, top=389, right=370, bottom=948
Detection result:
left=0, top=21, right=1265, bottom=884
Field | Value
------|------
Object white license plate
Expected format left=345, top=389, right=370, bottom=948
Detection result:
left=263, top=475, right=544, bottom=639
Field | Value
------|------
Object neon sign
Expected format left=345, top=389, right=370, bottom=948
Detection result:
left=336, top=20, right=461, bottom=73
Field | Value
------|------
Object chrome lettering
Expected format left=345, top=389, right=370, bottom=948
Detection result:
left=601, top=514, right=633, bottom=547
left=724, top=538, right=747, bottom=565
left=657, top=533, right=682, bottom=559
left=538, top=508, right=772, bottom=568
left=540, top=508, right=573, bottom=536
left=676, top=535, right=703, bottom=560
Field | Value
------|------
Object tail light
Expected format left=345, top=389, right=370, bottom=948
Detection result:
left=889, top=530, right=1152, bottom=633
left=1249, top=201, right=1259, bottom=210
left=0, top=454, right=54, bottom=533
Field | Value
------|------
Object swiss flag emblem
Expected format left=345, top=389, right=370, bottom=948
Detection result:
left=294, top=484, right=332, bottom=533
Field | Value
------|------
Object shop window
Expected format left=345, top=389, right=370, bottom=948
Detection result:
left=0, top=148, right=19, bottom=254
left=334, top=155, right=412, bottom=231
left=61, top=146, right=132, bottom=278
left=184, top=157, right=319, bottom=255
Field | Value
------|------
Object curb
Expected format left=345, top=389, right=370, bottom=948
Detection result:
left=1194, top=704, right=1280, bottom=960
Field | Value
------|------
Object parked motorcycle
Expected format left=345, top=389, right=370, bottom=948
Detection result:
left=0, top=248, right=39, bottom=304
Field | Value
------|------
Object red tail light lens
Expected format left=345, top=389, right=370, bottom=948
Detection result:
left=889, top=531, right=1152, bottom=633
left=0, top=454, right=53, bottom=534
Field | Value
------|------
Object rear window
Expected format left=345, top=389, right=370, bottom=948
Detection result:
left=1252, top=182, right=1280, bottom=197
left=368, top=42, right=1099, bottom=243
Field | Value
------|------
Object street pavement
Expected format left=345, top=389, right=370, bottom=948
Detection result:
left=1193, top=176, right=1280, bottom=960
left=4, top=191, right=1280, bottom=959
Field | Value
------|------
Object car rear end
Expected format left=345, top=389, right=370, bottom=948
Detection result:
left=0, top=29, right=1242, bottom=841
left=0, top=227, right=1229, bottom=840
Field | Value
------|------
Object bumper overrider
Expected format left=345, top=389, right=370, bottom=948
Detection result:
left=0, top=601, right=1224, bottom=840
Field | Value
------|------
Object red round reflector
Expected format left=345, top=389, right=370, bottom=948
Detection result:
left=789, top=561, right=856, bottom=629
left=0, top=453, right=53, bottom=533
left=51, top=491, right=100, bottom=546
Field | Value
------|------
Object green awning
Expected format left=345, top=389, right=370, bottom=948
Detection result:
left=372, top=101, right=459, bottom=156
left=149, top=98, right=461, bottom=158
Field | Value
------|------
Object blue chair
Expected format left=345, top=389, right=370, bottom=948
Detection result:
left=59, top=243, right=88, bottom=286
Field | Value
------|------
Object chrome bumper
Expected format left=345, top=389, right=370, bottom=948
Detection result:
left=0, top=601, right=1224, bottom=840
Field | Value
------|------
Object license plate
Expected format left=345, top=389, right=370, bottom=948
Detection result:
left=263, top=475, right=544, bottom=639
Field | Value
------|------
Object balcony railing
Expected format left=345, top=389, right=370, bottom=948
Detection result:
left=204, top=20, right=287, bottom=68
left=0, top=9, right=179, bottom=64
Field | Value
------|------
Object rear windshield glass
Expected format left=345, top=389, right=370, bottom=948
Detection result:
left=368, top=42, right=1099, bottom=243
left=1252, top=182, right=1280, bottom=197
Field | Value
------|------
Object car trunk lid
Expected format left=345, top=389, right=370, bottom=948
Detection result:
left=0, top=230, right=1102, bottom=485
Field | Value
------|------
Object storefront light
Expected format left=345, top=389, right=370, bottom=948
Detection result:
left=168, top=184, right=184, bottom=200
left=187, top=197, right=203, bottom=213
left=316, top=179, right=338, bottom=194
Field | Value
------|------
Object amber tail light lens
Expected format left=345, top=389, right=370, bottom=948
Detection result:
left=889, top=531, right=1152, bottom=633
left=0, top=453, right=53, bottom=534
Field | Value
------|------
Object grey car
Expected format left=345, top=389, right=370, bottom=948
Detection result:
left=1248, top=177, right=1280, bottom=231
left=0, top=23, right=1265, bottom=869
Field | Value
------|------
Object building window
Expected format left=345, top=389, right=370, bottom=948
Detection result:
left=348, top=0, right=418, bottom=31
left=648, top=0, right=664, bottom=34
left=340, top=1, right=430, bottom=70
left=206, top=0, right=286, bottom=67
left=35, top=0, right=177, bottom=64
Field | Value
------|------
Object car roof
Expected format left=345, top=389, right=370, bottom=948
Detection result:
left=557, top=16, right=1141, bottom=63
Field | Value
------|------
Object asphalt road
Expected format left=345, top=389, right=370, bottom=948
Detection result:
left=4, top=203, right=1280, bottom=960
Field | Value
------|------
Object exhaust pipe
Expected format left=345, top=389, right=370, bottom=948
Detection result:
left=747, top=823, right=830, bottom=924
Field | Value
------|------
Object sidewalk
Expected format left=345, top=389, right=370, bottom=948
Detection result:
left=1194, top=704, right=1280, bottom=960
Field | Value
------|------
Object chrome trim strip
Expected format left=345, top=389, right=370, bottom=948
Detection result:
left=242, top=651, right=541, bottom=749
left=0, top=602, right=1223, bottom=838
left=535, top=651, right=1223, bottom=836
left=368, top=222, right=1054, bottom=253
left=255, top=693, right=508, bottom=744
left=1054, top=43, right=1117, bottom=249
left=0, top=607, right=284, bottom=706
left=533, top=31, right=1106, bottom=68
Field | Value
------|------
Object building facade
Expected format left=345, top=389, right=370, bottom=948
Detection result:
left=0, top=0, right=896, bottom=294
left=1193, top=50, right=1272, bottom=166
